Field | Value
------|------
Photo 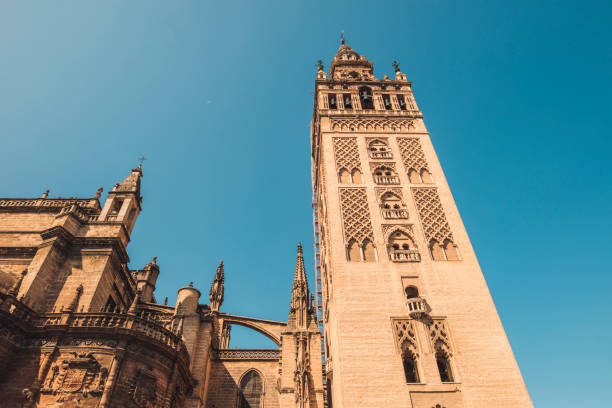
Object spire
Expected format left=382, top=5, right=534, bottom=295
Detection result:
left=209, top=261, right=224, bottom=312
left=113, top=165, right=143, bottom=200
left=290, top=243, right=311, bottom=329
left=329, top=39, right=374, bottom=80
left=128, top=289, right=142, bottom=315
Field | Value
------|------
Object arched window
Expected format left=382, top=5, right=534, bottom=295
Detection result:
left=238, top=370, right=263, bottom=408
left=373, top=166, right=399, bottom=185
left=351, top=168, right=362, bottom=184
left=338, top=168, right=351, bottom=184
left=368, top=140, right=392, bottom=159
left=388, top=231, right=419, bottom=262
left=362, top=239, right=376, bottom=262
left=429, top=239, right=446, bottom=261
left=404, top=286, right=419, bottom=299
left=420, top=169, right=433, bottom=184
left=434, top=344, right=454, bottom=383
left=408, top=168, right=421, bottom=184
left=380, top=193, right=407, bottom=219
left=402, top=349, right=420, bottom=383
left=359, top=86, right=374, bottom=110
left=443, top=239, right=459, bottom=261
left=347, top=239, right=361, bottom=261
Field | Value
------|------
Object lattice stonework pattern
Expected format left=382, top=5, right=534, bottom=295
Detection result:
left=392, top=319, right=419, bottom=354
left=339, top=188, right=374, bottom=244
left=333, top=137, right=362, bottom=172
left=428, top=319, right=453, bottom=353
left=331, top=118, right=414, bottom=132
left=411, top=188, right=454, bottom=243
left=397, top=137, right=429, bottom=172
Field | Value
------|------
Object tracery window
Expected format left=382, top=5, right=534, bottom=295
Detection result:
left=238, top=370, right=263, bottom=408
left=435, top=345, right=454, bottom=383
left=373, top=166, right=399, bottom=185
left=359, top=86, right=374, bottom=110
left=388, top=231, right=420, bottom=262
left=368, top=140, right=393, bottom=159
left=380, top=192, right=407, bottom=219
left=402, top=349, right=420, bottom=383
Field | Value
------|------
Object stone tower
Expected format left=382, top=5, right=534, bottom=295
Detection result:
left=310, top=41, right=533, bottom=407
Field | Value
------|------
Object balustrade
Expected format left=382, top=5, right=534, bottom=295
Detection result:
left=389, top=249, right=421, bottom=262
left=216, top=349, right=280, bottom=360
left=374, top=175, right=400, bottom=185
left=406, top=297, right=431, bottom=317
left=369, top=151, right=393, bottom=159
left=381, top=208, right=408, bottom=219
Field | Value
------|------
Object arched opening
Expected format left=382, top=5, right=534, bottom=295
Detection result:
left=380, top=193, right=407, bottom=219
left=443, top=239, right=459, bottom=261
left=408, top=168, right=421, bottom=184
left=373, top=166, right=399, bottom=185
left=351, top=168, right=362, bottom=184
left=368, top=140, right=392, bottom=159
left=420, top=169, right=433, bottom=184
left=434, top=344, right=454, bottom=383
left=388, top=231, right=419, bottom=262
left=362, top=239, right=376, bottom=262
left=404, top=286, right=419, bottom=299
left=347, top=239, right=361, bottom=261
left=359, top=86, right=374, bottom=110
left=429, top=239, right=446, bottom=261
left=238, top=370, right=263, bottom=408
left=226, top=324, right=279, bottom=349
left=338, top=168, right=350, bottom=184
left=402, top=349, right=420, bottom=383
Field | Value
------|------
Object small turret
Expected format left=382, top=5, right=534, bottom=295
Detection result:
left=209, top=261, right=224, bottom=312
left=134, top=256, right=160, bottom=303
left=98, top=165, right=143, bottom=233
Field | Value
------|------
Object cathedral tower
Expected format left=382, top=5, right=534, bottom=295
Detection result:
left=310, top=41, right=532, bottom=407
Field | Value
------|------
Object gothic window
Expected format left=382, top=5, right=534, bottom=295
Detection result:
left=338, top=168, right=351, bottom=184
left=443, top=239, right=460, bottom=261
left=388, top=231, right=420, bottom=262
left=347, top=239, right=361, bottom=261
left=351, top=168, right=363, bottom=184
left=429, top=239, right=446, bottom=261
left=380, top=193, right=407, bottom=219
left=435, top=345, right=454, bottom=383
left=373, top=166, right=399, bottom=185
left=368, top=140, right=392, bottom=159
left=382, top=94, right=392, bottom=110
left=343, top=94, right=353, bottom=109
left=359, top=86, right=374, bottom=110
left=402, top=349, right=420, bottom=383
left=397, top=95, right=407, bottom=110
left=362, top=239, right=376, bottom=262
left=328, top=94, right=338, bottom=109
left=238, top=370, right=263, bottom=408
left=429, top=239, right=460, bottom=261
left=420, top=169, right=433, bottom=184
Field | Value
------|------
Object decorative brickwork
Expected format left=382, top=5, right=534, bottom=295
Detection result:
left=331, top=118, right=414, bottom=132
left=333, top=137, right=361, bottom=173
left=339, top=188, right=374, bottom=244
left=397, top=137, right=429, bottom=173
left=411, top=187, right=454, bottom=243
left=428, top=319, right=453, bottom=354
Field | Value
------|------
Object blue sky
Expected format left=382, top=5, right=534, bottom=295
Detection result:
left=1, top=1, right=610, bottom=406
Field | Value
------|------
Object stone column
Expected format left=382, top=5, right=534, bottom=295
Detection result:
left=99, top=346, right=126, bottom=408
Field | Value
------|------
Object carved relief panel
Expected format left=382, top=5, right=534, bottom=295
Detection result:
left=42, top=352, right=108, bottom=402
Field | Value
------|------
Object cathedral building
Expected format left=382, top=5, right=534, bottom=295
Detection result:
left=0, top=40, right=531, bottom=408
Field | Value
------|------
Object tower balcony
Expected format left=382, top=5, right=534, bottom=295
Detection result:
left=389, top=248, right=421, bottom=262
left=369, top=151, right=393, bottom=159
left=374, top=175, right=400, bottom=185
left=381, top=208, right=408, bottom=219
left=406, top=297, right=431, bottom=317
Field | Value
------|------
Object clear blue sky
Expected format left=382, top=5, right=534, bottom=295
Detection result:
left=1, top=1, right=610, bottom=406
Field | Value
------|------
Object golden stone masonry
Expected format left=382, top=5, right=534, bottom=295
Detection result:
left=0, top=42, right=532, bottom=407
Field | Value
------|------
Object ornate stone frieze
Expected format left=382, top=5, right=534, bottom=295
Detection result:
left=397, top=137, right=430, bottom=173
left=339, top=188, right=374, bottom=245
left=330, top=118, right=414, bottom=132
left=41, top=352, right=108, bottom=401
left=411, top=188, right=454, bottom=244
left=333, top=137, right=362, bottom=173
left=392, top=319, right=419, bottom=357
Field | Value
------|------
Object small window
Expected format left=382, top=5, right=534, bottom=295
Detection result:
left=397, top=95, right=407, bottom=110
left=343, top=94, right=353, bottom=109
left=382, top=94, right=392, bottom=110
left=403, top=351, right=420, bottom=383
left=404, top=286, right=419, bottom=299
left=109, top=199, right=123, bottom=215
left=359, top=87, right=374, bottom=110
left=328, top=94, right=337, bottom=109
left=435, top=349, right=454, bottom=383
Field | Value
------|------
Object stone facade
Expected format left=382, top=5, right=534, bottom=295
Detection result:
left=0, top=167, right=323, bottom=407
left=310, top=41, right=533, bottom=407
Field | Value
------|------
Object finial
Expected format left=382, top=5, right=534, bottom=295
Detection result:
left=210, top=261, right=225, bottom=312
left=297, top=242, right=303, bottom=254
left=138, top=156, right=147, bottom=166
left=189, top=282, right=193, bottom=287
left=41, top=189, right=49, bottom=199
left=65, top=284, right=83, bottom=312
left=152, top=256, right=157, bottom=265
left=163, top=297, right=168, bottom=305
left=93, top=186, right=103, bottom=200
left=316, top=59, right=324, bottom=72
left=340, top=30, right=345, bottom=45
left=392, top=60, right=400, bottom=73
left=128, top=289, right=142, bottom=315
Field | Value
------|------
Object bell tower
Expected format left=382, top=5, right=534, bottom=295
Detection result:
left=310, top=41, right=532, bottom=408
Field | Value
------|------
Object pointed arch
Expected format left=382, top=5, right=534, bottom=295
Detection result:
left=420, top=168, right=433, bottom=184
left=408, top=168, right=421, bottom=184
left=338, top=168, right=351, bottom=184
left=434, top=341, right=454, bottom=383
left=347, top=239, right=361, bottom=261
left=362, top=239, right=376, bottom=262
left=429, top=239, right=446, bottom=261
left=351, top=168, right=362, bottom=184
left=238, top=369, right=264, bottom=408
left=387, top=228, right=420, bottom=262
left=443, top=239, right=459, bottom=261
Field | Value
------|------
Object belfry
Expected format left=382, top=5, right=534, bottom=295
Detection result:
left=0, top=40, right=532, bottom=408
left=310, top=40, right=532, bottom=407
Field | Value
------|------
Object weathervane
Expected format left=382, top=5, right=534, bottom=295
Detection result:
left=316, top=59, right=324, bottom=71
left=138, top=156, right=147, bottom=166
left=392, top=60, right=400, bottom=73
left=340, top=30, right=345, bottom=45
